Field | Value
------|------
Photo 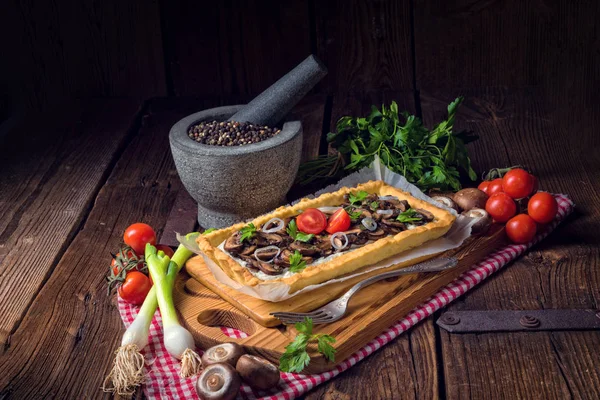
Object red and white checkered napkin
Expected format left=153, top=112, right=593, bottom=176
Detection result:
left=118, top=194, right=574, bottom=400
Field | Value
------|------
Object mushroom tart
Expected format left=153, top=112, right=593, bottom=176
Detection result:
left=197, top=180, right=455, bottom=294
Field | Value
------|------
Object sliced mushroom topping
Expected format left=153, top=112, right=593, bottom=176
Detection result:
left=256, top=261, right=283, bottom=275
left=415, top=208, right=435, bottom=221
left=381, top=219, right=407, bottom=230
left=397, top=200, right=410, bottom=212
left=254, top=247, right=280, bottom=261
left=367, top=228, right=386, bottom=240
left=343, top=227, right=363, bottom=235
left=289, top=241, right=320, bottom=256
left=274, top=249, right=293, bottom=267
left=256, top=232, right=284, bottom=246
left=315, top=236, right=333, bottom=252
left=353, top=235, right=369, bottom=245
left=239, top=245, right=257, bottom=256
left=365, top=193, right=379, bottom=203
left=224, top=233, right=244, bottom=254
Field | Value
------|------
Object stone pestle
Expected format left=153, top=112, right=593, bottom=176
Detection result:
left=227, top=54, right=328, bottom=127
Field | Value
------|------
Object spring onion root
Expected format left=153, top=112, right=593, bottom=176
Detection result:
left=102, top=344, right=145, bottom=396
left=103, top=237, right=196, bottom=395
left=146, top=243, right=202, bottom=377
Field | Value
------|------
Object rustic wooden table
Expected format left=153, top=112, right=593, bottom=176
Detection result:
left=1, top=90, right=598, bottom=399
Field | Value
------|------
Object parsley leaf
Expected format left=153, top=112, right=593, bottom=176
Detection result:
left=286, top=219, right=314, bottom=243
left=316, top=335, right=336, bottom=362
left=239, top=223, right=256, bottom=242
left=396, top=208, right=423, bottom=223
left=344, top=206, right=363, bottom=220
left=279, top=317, right=337, bottom=373
left=289, top=250, right=307, bottom=273
left=348, top=190, right=368, bottom=205
left=369, top=201, right=379, bottom=211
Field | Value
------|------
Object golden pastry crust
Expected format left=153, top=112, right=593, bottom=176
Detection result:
left=197, top=180, right=455, bottom=294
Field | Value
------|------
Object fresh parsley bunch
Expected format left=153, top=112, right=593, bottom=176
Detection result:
left=279, top=317, right=336, bottom=373
left=297, top=97, right=478, bottom=191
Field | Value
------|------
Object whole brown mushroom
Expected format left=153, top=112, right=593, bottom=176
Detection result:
left=195, top=363, right=241, bottom=400
left=462, top=208, right=492, bottom=235
left=236, top=354, right=280, bottom=391
left=453, top=188, right=488, bottom=212
left=431, top=195, right=460, bottom=213
left=201, top=343, right=245, bottom=367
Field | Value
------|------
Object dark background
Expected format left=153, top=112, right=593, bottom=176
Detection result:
left=2, top=0, right=598, bottom=139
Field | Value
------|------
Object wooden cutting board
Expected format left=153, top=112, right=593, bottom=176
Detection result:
left=173, top=225, right=506, bottom=374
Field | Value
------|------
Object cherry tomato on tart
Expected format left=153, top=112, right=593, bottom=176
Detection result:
left=326, top=208, right=351, bottom=234
left=296, top=208, right=328, bottom=234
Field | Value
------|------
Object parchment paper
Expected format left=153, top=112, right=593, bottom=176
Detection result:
left=178, top=157, right=476, bottom=302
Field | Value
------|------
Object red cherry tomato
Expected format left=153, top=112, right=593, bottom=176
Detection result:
left=485, top=193, right=517, bottom=222
left=487, top=178, right=505, bottom=196
left=296, top=208, right=328, bottom=234
left=502, top=168, right=535, bottom=199
left=326, top=208, right=351, bottom=234
left=123, top=223, right=157, bottom=255
left=528, top=192, right=558, bottom=224
left=156, top=244, right=175, bottom=258
left=478, top=181, right=491, bottom=194
left=505, top=214, right=537, bottom=244
left=118, top=271, right=152, bottom=305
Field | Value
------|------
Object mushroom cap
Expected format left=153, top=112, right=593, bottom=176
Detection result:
left=462, top=208, right=492, bottom=235
left=195, top=363, right=241, bottom=400
left=453, top=188, right=489, bottom=212
left=201, top=343, right=245, bottom=367
left=431, top=195, right=460, bottom=213
left=236, top=354, right=280, bottom=391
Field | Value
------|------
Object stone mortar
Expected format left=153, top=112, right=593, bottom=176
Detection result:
left=169, top=105, right=303, bottom=228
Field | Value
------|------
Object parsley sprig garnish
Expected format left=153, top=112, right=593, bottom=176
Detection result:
left=396, top=208, right=423, bottom=223
left=344, top=206, right=363, bottom=220
left=279, top=317, right=336, bottom=373
left=296, top=97, right=478, bottom=191
left=348, top=190, right=368, bottom=205
left=288, top=250, right=307, bottom=273
left=239, top=223, right=257, bottom=242
left=286, top=219, right=314, bottom=243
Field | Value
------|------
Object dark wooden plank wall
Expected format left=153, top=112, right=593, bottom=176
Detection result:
left=4, top=0, right=597, bottom=122
left=0, top=0, right=166, bottom=119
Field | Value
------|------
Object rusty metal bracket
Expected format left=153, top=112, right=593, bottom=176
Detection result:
left=437, top=310, right=600, bottom=333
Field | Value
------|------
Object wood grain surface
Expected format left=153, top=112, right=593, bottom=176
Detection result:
left=0, top=99, right=141, bottom=346
left=176, top=227, right=505, bottom=374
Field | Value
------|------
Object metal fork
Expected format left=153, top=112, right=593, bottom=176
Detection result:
left=270, top=256, right=458, bottom=325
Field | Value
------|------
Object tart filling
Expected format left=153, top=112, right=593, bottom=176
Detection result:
left=197, top=180, right=455, bottom=294
left=217, top=192, right=436, bottom=280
